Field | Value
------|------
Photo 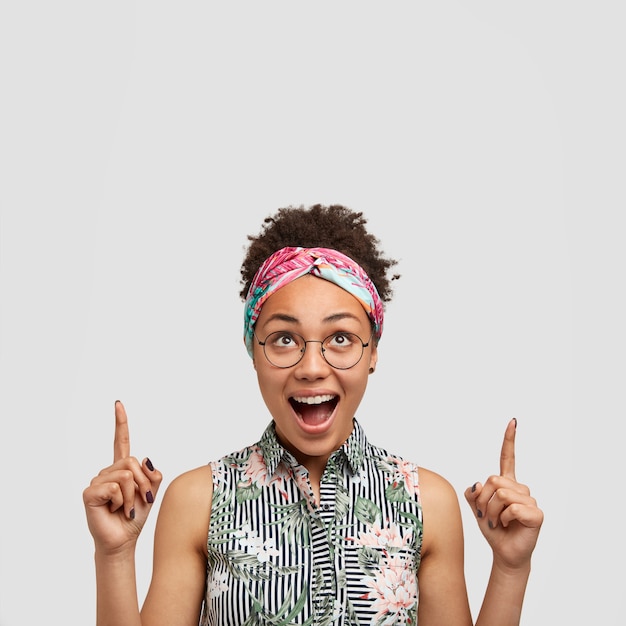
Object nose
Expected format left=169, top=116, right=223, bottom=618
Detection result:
left=294, top=340, right=330, bottom=378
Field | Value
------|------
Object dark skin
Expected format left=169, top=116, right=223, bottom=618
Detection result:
left=84, top=205, right=543, bottom=624
left=84, top=362, right=541, bottom=626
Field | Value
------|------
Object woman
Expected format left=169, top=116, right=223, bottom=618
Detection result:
left=84, top=203, right=543, bottom=625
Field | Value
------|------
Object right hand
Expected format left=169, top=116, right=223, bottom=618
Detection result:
left=83, top=400, right=163, bottom=553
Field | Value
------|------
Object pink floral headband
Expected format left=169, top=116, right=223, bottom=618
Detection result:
left=243, top=247, right=384, bottom=357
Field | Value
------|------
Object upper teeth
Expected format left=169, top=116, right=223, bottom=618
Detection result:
left=292, top=394, right=335, bottom=405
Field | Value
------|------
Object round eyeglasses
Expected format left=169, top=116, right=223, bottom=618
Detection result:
left=255, top=330, right=372, bottom=370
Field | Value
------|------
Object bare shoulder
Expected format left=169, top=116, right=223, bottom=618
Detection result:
left=144, top=465, right=215, bottom=621
left=418, top=466, right=458, bottom=506
left=155, top=464, right=214, bottom=554
left=163, top=464, right=214, bottom=504
left=417, top=467, right=464, bottom=558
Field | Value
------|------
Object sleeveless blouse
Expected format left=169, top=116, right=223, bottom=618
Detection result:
left=201, top=420, right=423, bottom=626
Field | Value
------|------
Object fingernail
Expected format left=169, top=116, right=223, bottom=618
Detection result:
left=471, top=482, right=477, bottom=493
left=477, top=509, right=483, bottom=518
left=146, top=458, right=155, bottom=471
left=115, top=400, right=121, bottom=406
left=129, top=507, right=135, bottom=520
left=146, top=491, right=154, bottom=504
left=513, top=417, right=518, bottom=429
left=488, top=520, right=494, bottom=529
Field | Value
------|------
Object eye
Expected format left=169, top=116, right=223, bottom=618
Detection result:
left=326, top=332, right=357, bottom=348
left=268, top=332, right=301, bottom=349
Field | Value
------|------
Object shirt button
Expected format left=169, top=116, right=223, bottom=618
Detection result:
left=322, top=503, right=330, bottom=511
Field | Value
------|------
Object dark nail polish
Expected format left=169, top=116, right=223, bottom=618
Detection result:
left=146, top=458, right=154, bottom=471
left=146, top=491, right=154, bottom=504
left=477, top=509, right=483, bottom=518
left=129, top=507, right=135, bottom=520
left=488, top=520, right=494, bottom=529
left=471, top=482, right=477, bottom=493
left=513, top=417, right=518, bottom=429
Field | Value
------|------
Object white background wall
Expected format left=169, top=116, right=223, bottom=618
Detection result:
left=1, top=2, right=624, bottom=624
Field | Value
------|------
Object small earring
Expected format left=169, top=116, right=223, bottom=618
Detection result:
left=369, top=367, right=375, bottom=374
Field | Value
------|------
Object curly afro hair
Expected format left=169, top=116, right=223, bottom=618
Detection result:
left=239, top=204, right=400, bottom=303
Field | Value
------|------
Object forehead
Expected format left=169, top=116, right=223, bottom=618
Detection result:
left=255, top=275, right=371, bottom=327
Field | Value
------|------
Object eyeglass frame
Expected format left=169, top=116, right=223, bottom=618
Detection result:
left=253, top=328, right=374, bottom=370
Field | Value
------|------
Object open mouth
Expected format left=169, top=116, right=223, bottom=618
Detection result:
left=289, top=394, right=338, bottom=425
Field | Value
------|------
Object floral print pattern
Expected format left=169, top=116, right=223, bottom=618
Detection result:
left=201, top=420, right=422, bottom=626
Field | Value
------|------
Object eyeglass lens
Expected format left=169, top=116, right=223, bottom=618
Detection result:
left=261, top=331, right=366, bottom=369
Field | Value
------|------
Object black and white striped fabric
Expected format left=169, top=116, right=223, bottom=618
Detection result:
left=201, top=420, right=423, bottom=626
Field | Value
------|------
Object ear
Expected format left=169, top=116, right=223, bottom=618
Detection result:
left=368, top=343, right=378, bottom=374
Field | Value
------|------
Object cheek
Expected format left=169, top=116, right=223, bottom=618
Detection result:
left=255, top=366, right=269, bottom=389
left=255, top=363, right=284, bottom=393
left=341, top=366, right=371, bottom=395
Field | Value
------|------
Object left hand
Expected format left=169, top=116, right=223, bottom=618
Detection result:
left=464, top=418, right=544, bottom=570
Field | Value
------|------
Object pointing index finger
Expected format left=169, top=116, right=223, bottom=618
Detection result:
left=114, top=400, right=131, bottom=462
left=499, top=417, right=517, bottom=480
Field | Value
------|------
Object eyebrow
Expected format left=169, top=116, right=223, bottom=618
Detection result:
left=261, top=312, right=362, bottom=326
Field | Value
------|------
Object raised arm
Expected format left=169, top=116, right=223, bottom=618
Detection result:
left=83, top=401, right=163, bottom=626
left=465, top=419, right=544, bottom=625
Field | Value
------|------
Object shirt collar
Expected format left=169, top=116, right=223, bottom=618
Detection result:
left=258, top=419, right=367, bottom=477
